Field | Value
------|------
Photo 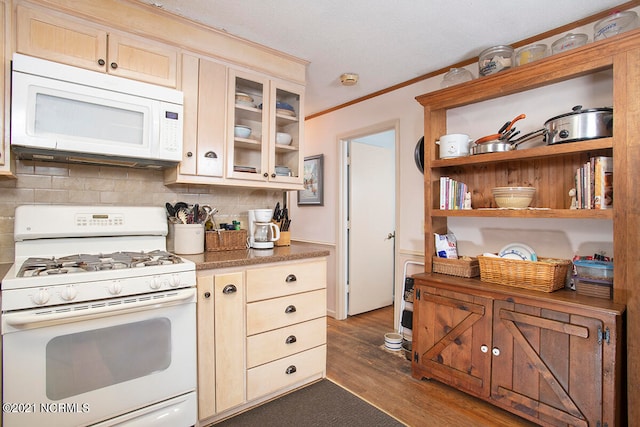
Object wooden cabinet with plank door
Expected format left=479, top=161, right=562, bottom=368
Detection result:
left=412, top=274, right=624, bottom=426
left=15, top=2, right=179, bottom=87
left=165, top=53, right=226, bottom=184
left=411, top=283, right=492, bottom=398
left=196, top=270, right=245, bottom=421
left=490, top=299, right=622, bottom=427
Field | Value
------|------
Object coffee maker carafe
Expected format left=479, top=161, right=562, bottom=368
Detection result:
left=248, top=209, right=280, bottom=249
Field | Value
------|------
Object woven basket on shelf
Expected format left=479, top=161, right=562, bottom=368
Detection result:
left=477, top=255, right=571, bottom=292
left=205, top=229, right=247, bottom=252
left=432, top=256, right=480, bottom=278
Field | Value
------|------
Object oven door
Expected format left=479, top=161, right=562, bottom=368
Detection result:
left=2, top=288, right=196, bottom=427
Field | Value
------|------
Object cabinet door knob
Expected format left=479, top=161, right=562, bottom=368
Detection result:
left=285, top=274, right=297, bottom=283
left=222, top=284, right=237, bottom=294
left=97, top=58, right=106, bottom=66
left=285, top=335, right=297, bottom=344
left=285, top=365, right=297, bottom=375
left=492, top=347, right=501, bottom=356
left=110, top=62, right=118, bottom=69
left=204, top=151, right=218, bottom=158
left=480, top=345, right=488, bottom=353
left=271, top=173, right=276, bottom=178
left=203, top=291, right=211, bottom=299
left=186, top=151, right=193, bottom=158
left=284, top=305, right=297, bottom=314
left=263, top=172, right=269, bottom=178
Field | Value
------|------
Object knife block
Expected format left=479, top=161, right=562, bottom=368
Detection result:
left=275, top=231, right=290, bottom=247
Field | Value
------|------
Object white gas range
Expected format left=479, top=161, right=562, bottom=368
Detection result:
left=1, top=205, right=197, bottom=427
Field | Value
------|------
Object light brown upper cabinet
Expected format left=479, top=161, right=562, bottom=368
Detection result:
left=226, top=68, right=304, bottom=189
left=0, top=0, right=8, bottom=175
left=165, top=53, right=227, bottom=184
left=15, top=3, right=178, bottom=87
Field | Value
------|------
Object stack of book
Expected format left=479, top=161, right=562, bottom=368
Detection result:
left=574, top=156, right=613, bottom=209
left=439, top=176, right=468, bottom=210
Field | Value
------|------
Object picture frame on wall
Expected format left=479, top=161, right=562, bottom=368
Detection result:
left=298, top=154, right=324, bottom=206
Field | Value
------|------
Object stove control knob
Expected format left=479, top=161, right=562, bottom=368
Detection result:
left=149, top=277, right=162, bottom=290
left=168, top=274, right=181, bottom=288
left=60, top=285, right=78, bottom=301
left=108, top=282, right=123, bottom=295
left=32, top=289, right=50, bottom=305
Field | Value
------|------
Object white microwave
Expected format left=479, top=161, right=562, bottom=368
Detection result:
left=11, top=54, right=184, bottom=168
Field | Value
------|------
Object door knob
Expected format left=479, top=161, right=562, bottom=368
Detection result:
left=386, top=232, right=395, bottom=240
left=492, top=347, right=501, bottom=356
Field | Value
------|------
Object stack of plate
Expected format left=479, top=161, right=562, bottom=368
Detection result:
left=234, top=165, right=257, bottom=173
left=274, top=166, right=291, bottom=176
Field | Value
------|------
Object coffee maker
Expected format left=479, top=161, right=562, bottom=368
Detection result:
left=248, top=209, right=280, bottom=249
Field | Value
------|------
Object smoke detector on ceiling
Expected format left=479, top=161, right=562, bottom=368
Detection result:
left=340, top=73, right=359, bottom=86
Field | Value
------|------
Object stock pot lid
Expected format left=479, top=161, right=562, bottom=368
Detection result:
left=545, top=105, right=613, bottom=124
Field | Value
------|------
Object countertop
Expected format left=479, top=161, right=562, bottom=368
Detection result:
left=180, top=242, right=330, bottom=270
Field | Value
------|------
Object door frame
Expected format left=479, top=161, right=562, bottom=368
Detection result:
left=335, top=120, right=400, bottom=320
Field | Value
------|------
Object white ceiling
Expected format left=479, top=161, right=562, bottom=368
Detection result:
left=137, top=0, right=624, bottom=116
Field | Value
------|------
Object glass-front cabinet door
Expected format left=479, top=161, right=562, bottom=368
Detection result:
left=227, top=68, right=303, bottom=188
left=269, top=79, right=304, bottom=186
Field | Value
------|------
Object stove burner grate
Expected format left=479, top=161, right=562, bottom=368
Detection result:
left=17, top=250, right=183, bottom=277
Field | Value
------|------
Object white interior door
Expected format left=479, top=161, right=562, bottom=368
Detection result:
left=348, top=140, right=395, bottom=315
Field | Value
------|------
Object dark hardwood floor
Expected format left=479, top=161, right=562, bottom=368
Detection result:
left=326, top=306, right=536, bottom=427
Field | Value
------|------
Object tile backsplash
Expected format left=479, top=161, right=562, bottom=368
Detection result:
left=0, top=160, right=284, bottom=263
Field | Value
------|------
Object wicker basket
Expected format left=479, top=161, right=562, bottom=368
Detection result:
left=205, top=229, right=247, bottom=251
left=432, top=256, right=480, bottom=278
left=477, top=255, right=571, bottom=292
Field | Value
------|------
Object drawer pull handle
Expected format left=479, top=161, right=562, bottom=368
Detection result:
left=285, top=274, right=297, bottom=283
left=222, top=284, right=237, bottom=294
left=285, top=365, right=297, bottom=375
left=285, top=335, right=297, bottom=344
left=285, top=305, right=297, bottom=314
left=203, top=292, right=211, bottom=299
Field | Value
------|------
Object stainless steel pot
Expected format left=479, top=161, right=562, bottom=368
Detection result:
left=544, top=105, right=612, bottom=144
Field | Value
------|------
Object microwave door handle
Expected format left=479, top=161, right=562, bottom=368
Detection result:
left=4, top=289, right=195, bottom=329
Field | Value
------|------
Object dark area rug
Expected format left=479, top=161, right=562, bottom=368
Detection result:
left=213, top=379, right=405, bottom=426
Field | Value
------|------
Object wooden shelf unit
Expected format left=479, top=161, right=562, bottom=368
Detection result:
left=416, top=28, right=640, bottom=423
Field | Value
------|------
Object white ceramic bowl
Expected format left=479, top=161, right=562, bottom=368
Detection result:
left=492, top=186, right=536, bottom=208
left=234, top=125, right=251, bottom=139
left=384, top=332, right=403, bottom=351
left=276, top=132, right=292, bottom=145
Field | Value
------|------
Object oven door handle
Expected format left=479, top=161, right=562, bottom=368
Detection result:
left=4, top=289, right=196, bottom=329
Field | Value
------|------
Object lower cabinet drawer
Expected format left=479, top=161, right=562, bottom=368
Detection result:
left=247, top=317, right=326, bottom=368
left=246, top=345, right=326, bottom=401
left=247, top=289, right=326, bottom=335
left=246, top=260, right=327, bottom=302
